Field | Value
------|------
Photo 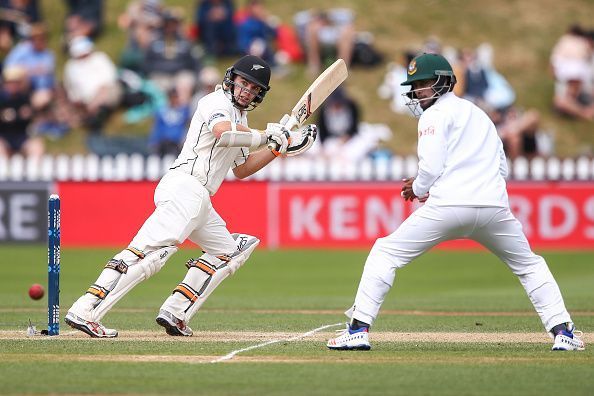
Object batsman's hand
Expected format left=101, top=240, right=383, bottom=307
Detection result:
left=286, top=124, right=317, bottom=157
left=265, top=123, right=291, bottom=156
left=400, top=177, right=418, bottom=202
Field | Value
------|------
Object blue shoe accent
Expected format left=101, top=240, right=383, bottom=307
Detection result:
left=348, top=326, right=369, bottom=335
left=560, top=329, right=574, bottom=338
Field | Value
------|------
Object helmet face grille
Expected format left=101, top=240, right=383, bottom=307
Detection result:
left=401, top=74, right=456, bottom=117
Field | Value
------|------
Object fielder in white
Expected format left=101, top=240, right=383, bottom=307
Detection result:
left=327, top=53, right=585, bottom=352
left=65, top=55, right=316, bottom=337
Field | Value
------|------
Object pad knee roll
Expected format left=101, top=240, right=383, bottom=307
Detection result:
left=89, top=246, right=178, bottom=321
left=164, top=234, right=260, bottom=321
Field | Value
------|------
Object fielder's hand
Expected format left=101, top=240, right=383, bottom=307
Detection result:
left=418, top=192, right=429, bottom=203
left=400, top=177, right=417, bottom=202
left=265, top=122, right=291, bottom=156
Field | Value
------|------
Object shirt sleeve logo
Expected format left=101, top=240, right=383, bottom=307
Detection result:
left=208, top=112, right=225, bottom=124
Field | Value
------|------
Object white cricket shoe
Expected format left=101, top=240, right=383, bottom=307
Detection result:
left=64, top=311, right=118, bottom=338
left=552, top=324, right=585, bottom=351
left=327, top=324, right=371, bottom=350
left=156, top=309, right=193, bottom=336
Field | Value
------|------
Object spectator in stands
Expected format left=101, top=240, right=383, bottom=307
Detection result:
left=0, top=65, right=44, bottom=158
left=64, top=0, right=104, bottom=41
left=315, top=86, right=391, bottom=163
left=144, top=7, right=200, bottom=105
left=0, top=0, right=41, bottom=56
left=316, top=86, right=360, bottom=159
left=449, top=43, right=544, bottom=158
left=318, top=87, right=359, bottom=143
left=550, top=24, right=592, bottom=84
left=552, top=62, right=594, bottom=121
left=460, top=47, right=489, bottom=105
left=297, top=8, right=355, bottom=75
left=422, top=35, right=442, bottom=55
left=550, top=25, right=594, bottom=121
left=475, top=43, right=516, bottom=111
left=149, top=87, right=190, bottom=156
left=236, top=0, right=278, bottom=67
left=377, top=50, right=416, bottom=115
left=118, top=0, right=163, bottom=74
left=195, top=0, right=237, bottom=58
left=63, top=36, right=121, bottom=133
left=4, top=22, right=54, bottom=110
left=495, top=108, right=542, bottom=159
left=119, top=67, right=167, bottom=124
left=190, top=65, right=220, bottom=113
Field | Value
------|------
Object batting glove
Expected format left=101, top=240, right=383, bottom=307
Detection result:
left=265, top=123, right=291, bottom=156
left=286, top=124, right=318, bottom=157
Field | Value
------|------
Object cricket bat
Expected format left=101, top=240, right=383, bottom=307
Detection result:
left=267, top=58, right=349, bottom=150
left=217, top=59, right=348, bottom=149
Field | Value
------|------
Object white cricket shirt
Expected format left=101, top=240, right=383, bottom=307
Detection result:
left=411, top=92, right=509, bottom=207
left=169, top=87, right=249, bottom=195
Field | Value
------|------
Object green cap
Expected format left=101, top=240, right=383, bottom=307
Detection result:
left=401, top=53, right=454, bottom=86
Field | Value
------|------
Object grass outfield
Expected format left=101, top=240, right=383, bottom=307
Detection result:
left=1, top=247, right=593, bottom=395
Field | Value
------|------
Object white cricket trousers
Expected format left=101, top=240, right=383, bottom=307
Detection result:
left=130, top=170, right=236, bottom=255
left=351, top=204, right=572, bottom=332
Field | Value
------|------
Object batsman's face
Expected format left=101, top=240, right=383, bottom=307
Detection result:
left=233, top=76, right=261, bottom=108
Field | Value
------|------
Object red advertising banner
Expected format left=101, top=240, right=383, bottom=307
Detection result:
left=57, top=181, right=594, bottom=249
left=59, top=182, right=156, bottom=246
left=508, top=183, right=594, bottom=249
left=267, top=183, right=420, bottom=249
left=268, top=182, right=594, bottom=250
left=58, top=181, right=268, bottom=247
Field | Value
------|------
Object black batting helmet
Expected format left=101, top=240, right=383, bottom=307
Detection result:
left=223, top=55, right=271, bottom=110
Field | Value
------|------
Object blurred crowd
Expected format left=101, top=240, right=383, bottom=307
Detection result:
left=379, top=25, right=594, bottom=159
left=0, top=0, right=386, bottom=161
left=0, top=1, right=592, bottom=163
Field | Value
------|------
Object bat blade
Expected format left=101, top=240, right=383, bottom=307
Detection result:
left=285, top=58, right=348, bottom=130
left=267, top=59, right=348, bottom=151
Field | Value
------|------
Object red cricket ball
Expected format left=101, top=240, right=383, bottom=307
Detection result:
left=29, top=284, right=44, bottom=300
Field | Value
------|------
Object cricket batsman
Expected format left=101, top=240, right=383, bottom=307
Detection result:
left=327, top=53, right=585, bottom=352
left=65, top=55, right=317, bottom=337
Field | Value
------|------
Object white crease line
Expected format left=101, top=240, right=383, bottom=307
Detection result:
left=211, top=322, right=343, bottom=363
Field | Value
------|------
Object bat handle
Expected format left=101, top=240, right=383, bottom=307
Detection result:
left=267, top=114, right=295, bottom=151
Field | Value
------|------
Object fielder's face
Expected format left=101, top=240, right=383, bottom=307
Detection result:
left=233, top=76, right=262, bottom=108
left=410, top=79, right=439, bottom=110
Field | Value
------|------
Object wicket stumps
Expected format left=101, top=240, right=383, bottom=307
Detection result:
left=48, top=194, right=61, bottom=336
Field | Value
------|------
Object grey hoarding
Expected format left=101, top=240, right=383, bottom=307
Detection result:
left=0, top=182, right=51, bottom=243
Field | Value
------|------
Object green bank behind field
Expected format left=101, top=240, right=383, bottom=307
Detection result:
left=0, top=247, right=593, bottom=395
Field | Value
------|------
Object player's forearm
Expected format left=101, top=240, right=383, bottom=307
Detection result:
left=233, top=149, right=276, bottom=179
left=412, top=165, right=440, bottom=197
left=413, top=144, right=445, bottom=196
